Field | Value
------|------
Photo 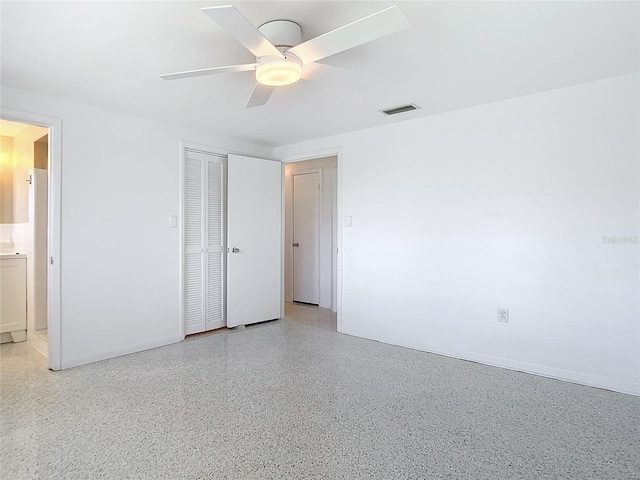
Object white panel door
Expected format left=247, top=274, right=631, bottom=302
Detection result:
left=227, top=154, right=282, bottom=327
left=293, top=172, right=320, bottom=304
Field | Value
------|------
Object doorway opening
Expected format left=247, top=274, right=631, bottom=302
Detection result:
left=0, top=119, right=50, bottom=359
left=0, top=108, right=61, bottom=370
left=284, top=156, right=338, bottom=313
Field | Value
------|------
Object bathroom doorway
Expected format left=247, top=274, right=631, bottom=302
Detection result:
left=0, top=119, right=50, bottom=359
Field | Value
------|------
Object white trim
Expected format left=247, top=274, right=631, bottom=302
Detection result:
left=278, top=147, right=343, bottom=332
left=180, top=140, right=230, bottom=158
left=280, top=147, right=341, bottom=164
left=62, top=335, right=183, bottom=370
left=280, top=162, right=285, bottom=319
left=290, top=168, right=323, bottom=306
left=1, top=107, right=62, bottom=371
left=179, top=143, right=186, bottom=339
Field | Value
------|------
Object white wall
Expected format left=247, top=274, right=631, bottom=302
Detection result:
left=1, top=86, right=271, bottom=368
left=10, top=126, right=48, bottom=334
left=284, top=156, right=337, bottom=310
left=274, top=73, right=640, bottom=396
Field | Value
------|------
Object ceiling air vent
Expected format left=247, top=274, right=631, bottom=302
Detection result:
left=380, top=103, right=420, bottom=116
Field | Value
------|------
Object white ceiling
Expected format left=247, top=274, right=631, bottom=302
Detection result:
left=1, top=1, right=638, bottom=148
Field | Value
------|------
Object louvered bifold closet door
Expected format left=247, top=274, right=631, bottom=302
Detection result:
left=183, top=149, right=225, bottom=335
left=184, top=156, right=204, bottom=334
left=205, top=159, right=225, bottom=331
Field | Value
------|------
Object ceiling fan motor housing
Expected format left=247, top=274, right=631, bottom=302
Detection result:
left=258, top=20, right=302, bottom=49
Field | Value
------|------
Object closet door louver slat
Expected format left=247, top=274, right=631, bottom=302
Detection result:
left=205, top=160, right=224, bottom=330
left=207, top=252, right=223, bottom=329
left=184, top=158, right=202, bottom=248
left=185, top=255, right=203, bottom=327
left=207, top=161, right=223, bottom=248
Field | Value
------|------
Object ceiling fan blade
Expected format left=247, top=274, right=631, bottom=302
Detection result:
left=288, top=6, right=409, bottom=65
left=246, top=83, right=275, bottom=108
left=303, top=62, right=370, bottom=90
left=159, top=63, right=258, bottom=80
left=202, top=5, right=284, bottom=59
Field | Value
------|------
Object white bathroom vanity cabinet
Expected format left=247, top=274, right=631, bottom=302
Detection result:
left=0, top=254, right=27, bottom=343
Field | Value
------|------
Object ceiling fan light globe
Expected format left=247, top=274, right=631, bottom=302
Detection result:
left=256, top=56, right=302, bottom=87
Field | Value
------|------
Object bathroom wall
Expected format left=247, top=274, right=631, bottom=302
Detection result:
left=0, top=135, right=13, bottom=223
left=3, top=168, right=49, bottom=333
left=0, top=124, right=47, bottom=244
left=10, top=223, right=31, bottom=254
left=0, top=124, right=49, bottom=334
left=12, top=125, right=48, bottom=223
left=0, top=224, right=15, bottom=253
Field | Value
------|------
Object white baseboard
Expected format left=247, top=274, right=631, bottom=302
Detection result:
left=61, top=336, right=183, bottom=370
left=343, top=329, right=640, bottom=397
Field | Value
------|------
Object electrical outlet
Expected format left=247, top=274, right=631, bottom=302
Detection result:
left=498, top=309, right=509, bottom=323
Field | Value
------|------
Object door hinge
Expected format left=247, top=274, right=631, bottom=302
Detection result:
left=50, top=257, right=54, bottom=265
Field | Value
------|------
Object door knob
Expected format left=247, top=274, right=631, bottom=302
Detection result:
left=292, top=243, right=299, bottom=247
left=232, top=247, right=240, bottom=253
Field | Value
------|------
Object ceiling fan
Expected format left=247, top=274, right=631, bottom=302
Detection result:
left=159, top=5, right=409, bottom=108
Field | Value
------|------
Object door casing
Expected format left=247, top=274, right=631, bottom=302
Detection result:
left=280, top=148, right=343, bottom=332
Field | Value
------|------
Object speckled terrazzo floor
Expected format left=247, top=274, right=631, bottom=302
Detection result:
left=1, top=303, right=639, bottom=480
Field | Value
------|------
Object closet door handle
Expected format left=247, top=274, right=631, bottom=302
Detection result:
left=231, top=247, right=240, bottom=253
left=292, top=243, right=299, bottom=247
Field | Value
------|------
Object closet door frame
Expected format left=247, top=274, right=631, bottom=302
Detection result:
left=179, top=141, right=228, bottom=338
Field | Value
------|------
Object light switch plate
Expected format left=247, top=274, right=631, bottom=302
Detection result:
left=169, top=215, right=177, bottom=228
left=344, top=216, right=352, bottom=227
